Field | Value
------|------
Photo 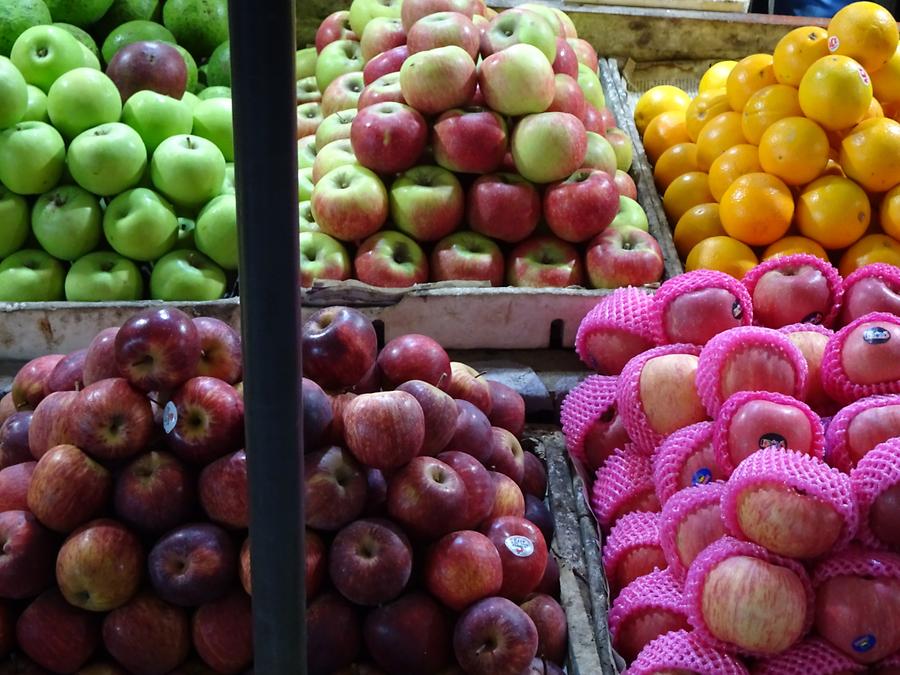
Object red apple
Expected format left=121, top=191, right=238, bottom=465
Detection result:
left=582, top=103, right=606, bottom=135
left=364, top=467, right=389, bottom=516
left=192, top=591, right=253, bottom=674
left=102, top=592, right=191, bottom=675
left=302, top=377, right=334, bottom=449
left=488, top=471, right=526, bottom=520
left=27, top=444, right=111, bottom=533
left=362, top=46, right=408, bottom=86
left=378, top=334, right=451, bottom=389
left=16, top=588, right=100, bottom=673
left=507, top=235, right=585, bottom=288
left=585, top=226, right=665, bottom=289
left=536, top=556, right=561, bottom=598
left=467, top=172, right=541, bottom=244
left=56, top=519, right=144, bottom=612
left=114, top=451, right=195, bottom=534
left=329, top=518, right=413, bottom=605
left=487, top=380, right=526, bottom=438
left=68, top=378, right=153, bottom=461
left=325, top=391, right=355, bottom=446
left=199, top=450, right=248, bottom=529
left=45, top=349, right=87, bottom=394
left=544, top=168, right=618, bottom=243
left=396, top=380, right=458, bottom=455
left=307, top=592, right=362, bottom=675
left=359, top=73, right=405, bottom=110
left=0, top=461, right=34, bottom=512
left=613, top=170, right=637, bottom=199
left=28, top=391, right=77, bottom=460
left=485, top=515, right=549, bottom=601
left=0, top=395, right=15, bottom=425
left=453, top=596, right=539, bottom=675
left=387, top=455, right=468, bottom=538
left=345, top=390, right=426, bottom=469
left=302, top=306, right=378, bottom=391
left=115, top=308, right=201, bottom=393
left=355, top=231, right=429, bottom=287
left=431, top=232, right=505, bottom=287
left=520, top=594, right=567, bottom=665
left=600, top=106, right=618, bottom=129
left=107, top=40, right=187, bottom=101
left=425, top=530, right=503, bottom=610
left=364, top=592, right=452, bottom=673
left=165, top=376, right=244, bottom=465
left=307, top=530, right=328, bottom=599
left=193, top=317, right=242, bottom=384
left=432, top=107, right=507, bottom=175
left=360, top=17, right=406, bottom=62
left=0, top=412, right=33, bottom=469
left=0, top=510, right=56, bottom=599
left=488, top=427, right=526, bottom=485
left=566, top=38, right=599, bottom=72
left=438, top=451, right=497, bottom=528
left=750, top=262, right=835, bottom=328
left=547, top=73, right=586, bottom=119
left=552, top=38, right=578, bottom=77
left=12, top=355, right=64, bottom=410
left=659, top=285, right=747, bottom=347
left=147, top=523, right=236, bottom=607
left=401, top=0, right=480, bottom=30
left=524, top=494, right=554, bottom=544
left=399, top=45, right=477, bottom=115
left=447, top=362, right=492, bottom=415
left=304, top=446, right=368, bottom=530
left=407, top=12, right=479, bottom=59
left=444, top=399, right=494, bottom=463
left=351, top=102, right=428, bottom=174
left=316, top=11, right=358, bottom=53
left=841, top=271, right=900, bottom=325
left=82, top=327, right=121, bottom=385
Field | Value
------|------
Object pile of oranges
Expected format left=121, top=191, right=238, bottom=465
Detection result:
left=634, top=1, right=900, bottom=279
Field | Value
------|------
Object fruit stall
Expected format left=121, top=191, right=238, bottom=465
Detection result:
left=2, top=0, right=900, bottom=673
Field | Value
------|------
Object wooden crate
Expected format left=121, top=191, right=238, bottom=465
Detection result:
left=574, top=0, right=749, bottom=13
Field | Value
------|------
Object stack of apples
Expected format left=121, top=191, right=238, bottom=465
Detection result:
left=297, top=0, right=666, bottom=291
left=561, top=261, right=900, bottom=672
left=0, top=0, right=236, bottom=303
left=0, top=304, right=570, bottom=674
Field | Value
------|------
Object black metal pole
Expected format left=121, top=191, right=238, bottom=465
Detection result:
left=228, top=1, right=304, bottom=673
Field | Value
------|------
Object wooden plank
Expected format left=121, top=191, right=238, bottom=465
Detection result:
left=577, top=0, right=749, bottom=14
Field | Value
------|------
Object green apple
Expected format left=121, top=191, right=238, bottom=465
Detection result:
left=78, top=42, right=101, bottom=69
left=296, top=47, right=316, bottom=80
left=609, top=195, right=649, bottom=233
left=52, top=23, right=100, bottom=57
left=312, top=138, right=357, bottom=184
left=297, top=75, right=320, bottom=104
left=100, top=19, right=174, bottom=63
left=0, top=248, right=65, bottom=301
left=390, top=164, right=464, bottom=242
left=197, top=85, right=230, bottom=100
left=192, top=97, right=233, bottom=161
left=95, top=0, right=162, bottom=37
left=0, top=188, right=29, bottom=258
left=22, top=84, right=48, bottom=121
left=162, top=0, right=228, bottom=58
left=0, top=55, right=28, bottom=128
left=65, top=250, right=143, bottom=301
left=122, top=90, right=193, bottom=152
left=0, top=121, right=65, bottom=194
left=298, top=167, right=314, bottom=202
left=31, top=185, right=102, bottom=260
left=67, top=122, right=147, bottom=196
left=10, top=25, right=85, bottom=92
left=47, top=67, right=122, bottom=139
left=582, top=131, right=617, bottom=176
left=44, top=0, right=115, bottom=28
left=299, top=231, right=351, bottom=287
left=577, top=63, right=605, bottom=111
left=150, top=134, right=226, bottom=210
left=315, top=40, right=362, bottom=93
left=298, top=136, right=317, bottom=169
left=0, top=0, right=52, bottom=57
left=195, top=193, right=237, bottom=271
left=150, top=248, right=226, bottom=301
left=181, top=90, right=200, bottom=110
left=605, top=127, right=633, bottom=172
left=206, top=40, right=230, bottom=87
left=315, top=108, right=356, bottom=151
left=173, top=217, right=195, bottom=249
left=171, top=44, right=198, bottom=93
left=348, top=0, right=401, bottom=38
left=220, top=163, right=234, bottom=195
left=103, top=187, right=178, bottom=260
left=299, top=200, right=318, bottom=233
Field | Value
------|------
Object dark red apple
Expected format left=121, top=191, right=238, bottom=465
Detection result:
left=45, top=349, right=87, bottom=394
left=467, top=172, right=541, bottom=244
left=199, top=450, right=248, bottom=529
left=147, top=523, right=236, bottom=607
left=239, top=537, right=251, bottom=595
left=307, top=593, right=362, bottom=675
left=522, top=452, right=547, bottom=498
left=446, top=362, right=492, bottom=415
left=489, top=471, right=526, bottom=520
left=362, top=45, right=409, bottom=86
left=432, top=107, right=508, bottom=175
left=524, top=494, right=554, bottom=545
left=16, top=588, right=100, bottom=673
left=552, top=38, right=578, bottom=77
left=520, top=594, right=567, bottom=665
left=364, top=466, right=389, bottom=516
left=11, top=354, right=64, bottom=410
left=0, top=656, right=51, bottom=674
left=444, top=399, right=494, bottom=464
left=74, top=661, right=127, bottom=674
left=0, top=395, right=15, bottom=426
left=377, top=334, right=452, bottom=389
left=344, top=391, right=426, bottom=469
left=56, top=519, right=143, bottom=612
left=114, top=451, right=195, bottom=534
left=83, top=327, right=121, bottom=385
left=487, top=380, right=525, bottom=438
left=0, top=602, right=12, bottom=659
left=27, top=390, right=76, bottom=460
left=329, top=518, right=413, bottom=606
left=192, top=591, right=253, bottom=674
left=0, top=510, right=57, bottom=599
left=437, top=451, right=496, bottom=528
left=488, top=427, right=526, bottom=485
left=114, top=307, right=201, bottom=392
left=68, top=378, right=153, bottom=461
left=0, top=461, right=34, bottom=512
left=0, top=412, right=33, bottom=469
left=304, top=446, right=368, bottom=531
left=535, top=555, right=561, bottom=599
left=364, top=593, right=452, bottom=674
left=166, top=376, right=244, bottom=464
left=302, top=306, right=378, bottom=391
left=193, top=317, right=242, bottom=384
left=303, top=377, right=333, bottom=450
left=102, top=591, right=191, bottom=675
left=387, top=456, right=468, bottom=539
left=326, top=392, right=356, bottom=445
left=485, top=515, right=549, bottom=601
left=353, top=361, right=382, bottom=394
left=396, top=380, right=458, bottom=456
left=27, top=444, right=111, bottom=533
left=425, top=529, right=503, bottom=610
left=453, top=596, right=539, bottom=675
left=106, top=40, right=188, bottom=102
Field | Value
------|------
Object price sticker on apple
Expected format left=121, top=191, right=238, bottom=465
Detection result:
left=731, top=301, right=743, bottom=320
left=852, top=634, right=876, bottom=653
left=505, top=535, right=535, bottom=558
left=828, top=35, right=840, bottom=52
left=691, top=468, right=712, bottom=486
left=163, top=401, right=178, bottom=434
left=759, top=432, right=787, bottom=450
left=864, top=327, right=891, bottom=345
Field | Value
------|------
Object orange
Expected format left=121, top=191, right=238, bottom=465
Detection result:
left=708, top=144, right=762, bottom=201
left=864, top=97, right=885, bottom=121
left=685, top=236, right=759, bottom=279
left=795, top=175, right=871, bottom=249
left=719, top=172, right=795, bottom=246
left=827, top=1, right=899, bottom=74
left=654, top=142, right=700, bottom=191
left=758, top=116, right=830, bottom=186
left=642, top=110, right=691, bottom=163
left=663, top=171, right=715, bottom=224
left=699, top=60, right=738, bottom=93
left=839, top=233, right=900, bottom=276
left=840, top=117, right=900, bottom=192
left=685, top=88, right=731, bottom=142
left=878, top=183, right=900, bottom=239
left=872, top=44, right=900, bottom=104
left=741, top=84, right=803, bottom=144
left=799, top=55, right=874, bottom=131
left=696, top=111, right=747, bottom=171
left=726, top=54, right=777, bottom=112
left=634, top=85, right=692, bottom=135
left=673, top=203, right=726, bottom=258
left=773, top=26, right=830, bottom=87
left=762, top=235, right=830, bottom=261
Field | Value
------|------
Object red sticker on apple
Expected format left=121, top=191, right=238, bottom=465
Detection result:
left=505, top=535, right=535, bottom=558
left=858, top=66, right=871, bottom=86
left=163, top=401, right=178, bottom=434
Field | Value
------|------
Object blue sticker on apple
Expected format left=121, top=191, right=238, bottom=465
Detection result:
left=852, top=634, right=876, bottom=653
left=864, top=327, right=891, bottom=345
left=692, top=468, right=712, bottom=486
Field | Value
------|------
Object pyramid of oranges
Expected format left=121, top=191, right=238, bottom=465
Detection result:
left=634, top=1, right=900, bottom=280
